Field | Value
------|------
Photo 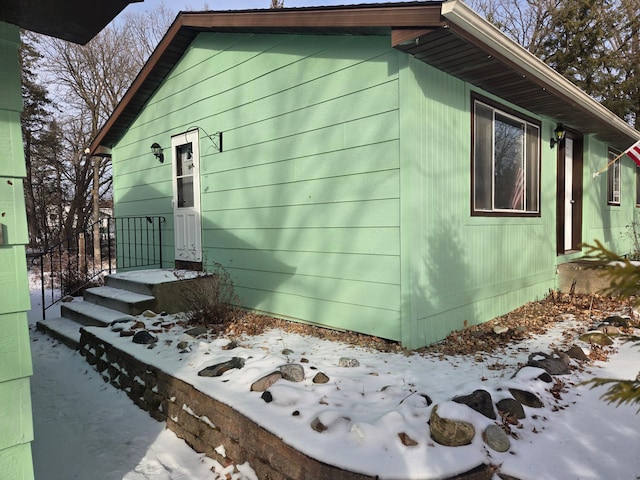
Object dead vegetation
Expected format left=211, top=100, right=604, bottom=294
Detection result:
left=213, top=291, right=637, bottom=356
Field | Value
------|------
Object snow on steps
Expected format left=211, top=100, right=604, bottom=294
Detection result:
left=36, top=316, right=85, bottom=349
left=61, top=300, right=136, bottom=327
left=83, top=286, right=156, bottom=316
left=38, top=270, right=214, bottom=350
left=37, top=302, right=136, bottom=349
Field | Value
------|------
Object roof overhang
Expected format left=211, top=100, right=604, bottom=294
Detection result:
left=91, top=0, right=639, bottom=155
left=0, top=0, right=142, bottom=44
left=395, top=0, right=639, bottom=148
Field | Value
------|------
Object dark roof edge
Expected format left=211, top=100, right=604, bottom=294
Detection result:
left=90, top=2, right=446, bottom=153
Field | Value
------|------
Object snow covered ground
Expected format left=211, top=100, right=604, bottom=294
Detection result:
left=28, top=273, right=640, bottom=479
left=28, top=280, right=251, bottom=480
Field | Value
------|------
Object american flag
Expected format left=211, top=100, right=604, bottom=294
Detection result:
left=625, top=140, right=640, bottom=167
left=510, top=166, right=524, bottom=210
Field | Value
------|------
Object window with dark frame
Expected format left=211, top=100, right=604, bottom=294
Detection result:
left=607, top=148, right=621, bottom=206
left=472, top=96, right=541, bottom=216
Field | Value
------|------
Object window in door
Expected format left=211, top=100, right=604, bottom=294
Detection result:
left=176, top=143, right=194, bottom=208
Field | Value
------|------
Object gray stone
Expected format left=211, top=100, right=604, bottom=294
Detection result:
left=184, top=326, right=208, bottom=337
left=398, top=432, right=418, bottom=447
left=566, top=345, right=589, bottom=362
left=280, top=364, right=305, bottom=382
left=496, top=398, right=525, bottom=420
left=605, top=315, right=630, bottom=327
left=429, top=405, right=475, bottom=447
left=527, top=352, right=570, bottom=375
left=281, top=348, right=294, bottom=355
left=597, top=324, right=621, bottom=335
left=313, top=372, right=330, bottom=384
left=452, top=389, right=496, bottom=419
left=251, top=371, right=282, bottom=392
left=537, top=372, right=553, bottom=383
left=132, top=330, right=157, bottom=345
left=261, top=391, right=273, bottom=403
left=483, top=424, right=510, bottom=452
left=198, top=357, right=245, bottom=377
left=339, top=357, right=360, bottom=368
left=579, top=331, right=614, bottom=345
left=177, top=341, right=190, bottom=351
left=311, top=417, right=327, bottom=433
left=142, top=309, right=157, bottom=318
left=508, top=388, right=544, bottom=408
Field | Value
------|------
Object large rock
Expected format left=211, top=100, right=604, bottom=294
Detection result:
left=483, top=424, right=510, bottom=452
left=579, top=331, right=614, bottom=345
left=566, top=345, right=589, bottom=362
left=312, top=372, right=330, bottom=384
left=339, top=357, right=360, bottom=368
left=508, top=389, right=543, bottom=408
left=527, top=352, right=569, bottom=375
left=198, top=357, right=245, bottom=377
left=250, top=371, right=283, bottom=392
left=132, top=330, right=157, bottom=345
left=452, top=389, right=496, bottom=419
left=280, top=364, right=305, bottom=382
left=429, top=405, right=475, bottom=447
left=496, top=398, right=525, bottom=420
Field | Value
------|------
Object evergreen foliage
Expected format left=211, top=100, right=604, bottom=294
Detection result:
left=470, top=0, right=640, bottom=128
left=580, top=240, right=640, bottom=412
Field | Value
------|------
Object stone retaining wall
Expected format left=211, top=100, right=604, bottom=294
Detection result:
left=78, top=328, right=492, bottom=480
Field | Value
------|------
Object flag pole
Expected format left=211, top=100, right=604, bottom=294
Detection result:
left=592, top=150, right=627, bottom=178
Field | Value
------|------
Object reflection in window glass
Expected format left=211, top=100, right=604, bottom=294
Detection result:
left=176, top=142, right=194, bottom=208
left=473, top=99, right=540, bottom=215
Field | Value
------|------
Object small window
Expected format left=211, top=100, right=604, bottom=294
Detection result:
left=472, top=96, right=541, bottom=215
left=607, top=148, right=621, bottom=205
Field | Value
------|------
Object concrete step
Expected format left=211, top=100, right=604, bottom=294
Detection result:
left=60, top=300, right=136, bottom=327
left=83, top=286, right=156, bottom=315
left=104, top=270, right=198, bottom=296
left=36, top=317, right=85, bottom=349
left=104, top=270, right=212, bottom=314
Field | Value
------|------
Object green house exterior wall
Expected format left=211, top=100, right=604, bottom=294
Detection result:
left=0, top=22, right=35, bottom=480
left=113, top=33, right=636, bottom=349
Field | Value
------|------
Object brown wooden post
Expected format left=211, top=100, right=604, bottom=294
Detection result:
left=78, top=232, right=86, bottom=274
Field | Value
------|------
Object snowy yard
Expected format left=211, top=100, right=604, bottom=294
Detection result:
left=28, top=273, right=640, bottom=479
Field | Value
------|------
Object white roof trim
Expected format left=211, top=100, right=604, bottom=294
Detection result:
left=441, top=0, right=640, bottom=142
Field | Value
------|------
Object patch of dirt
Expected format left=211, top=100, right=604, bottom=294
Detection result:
left=210, top=292, right=638, bottom=356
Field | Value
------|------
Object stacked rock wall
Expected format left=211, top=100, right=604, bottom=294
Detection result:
left=78, top=328, right=387, bottom=480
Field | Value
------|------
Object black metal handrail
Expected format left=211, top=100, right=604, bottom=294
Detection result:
left=32, top=215, right=166, bottom=319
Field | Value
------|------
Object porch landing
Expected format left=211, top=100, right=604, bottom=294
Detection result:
left=557, top=260, right=613, bottom=295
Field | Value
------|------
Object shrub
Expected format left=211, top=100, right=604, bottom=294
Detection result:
left=180, top=263, right=241, bottom=326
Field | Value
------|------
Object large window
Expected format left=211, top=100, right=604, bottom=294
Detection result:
left=607, top=148, right=621, bottom=205
left=472, top=97, right=541, bottom=215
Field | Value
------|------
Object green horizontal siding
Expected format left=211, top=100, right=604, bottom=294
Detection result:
left=114, top=33, right=402, bottom=341
left=0, top=21, right=34, bottom=480
left=202, top=227, right=399, bottom=256
left=0, top=313, right=32, bottom=383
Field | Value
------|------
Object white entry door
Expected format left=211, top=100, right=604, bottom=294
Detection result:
left=172, top=130, right=202, bottom=263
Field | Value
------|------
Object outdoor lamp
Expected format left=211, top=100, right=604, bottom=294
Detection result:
left=550, top=124, right=565, bottom=149
left=151, top=142, right=164, bottom=163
